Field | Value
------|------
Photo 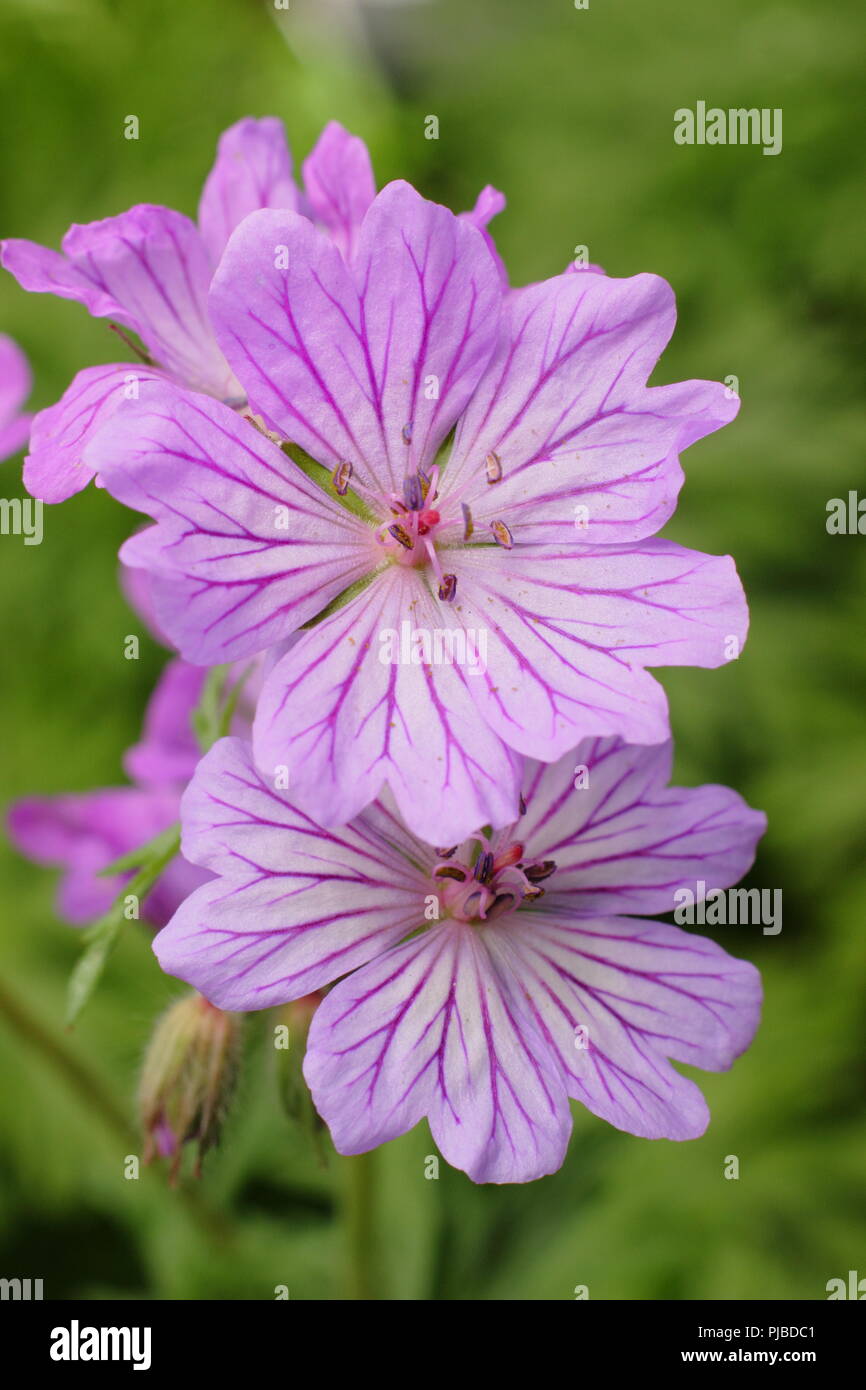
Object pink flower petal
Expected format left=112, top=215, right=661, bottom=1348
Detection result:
left=23, top=363, right=164, bottom=502
left=460, top=184, right=508, bottom=285
left=253, top=565, right=524, bottom=843
left=89, top=381, right=374, bottom=664
left=7, top=786, right=191, bottom=927
left=123, top=658, right=207, bottom=789
left=304, top=922, right=571, bottom=1183
left=445, top=272, right=739, bottom=543
left=209, top=181, right=502, bottom=492
left=154, top=737, right=431, bottom=1009
left=4, top=207, right=234, bottom=397
left=0, top=332, right=32, bottom=423
left=301, top=120, right=376, bottom=261
left=518, top=737, right=766, bottom=916
left=486, top=910, right=761, bottom=1139
left=198, top=116, right=299, bottom=266
left=442, top=538, right=747, bottom=759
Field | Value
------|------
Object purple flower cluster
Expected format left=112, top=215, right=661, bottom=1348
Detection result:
left=5, top=117, right=764, bottom=1181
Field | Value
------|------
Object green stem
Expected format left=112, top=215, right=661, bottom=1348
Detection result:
left=0, top=973, right=130, bottom=1139
left=343, top=1150, right=377, bottom=1300
left=0, top=973, right=231, bottom=1244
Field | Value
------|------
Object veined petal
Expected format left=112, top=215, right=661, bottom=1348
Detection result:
left=302, top=120, right=376, bottom=261
left=23, top=363, right=165, bottom=502
left=442, top=538, right=747, bottom=760
left=304, top=923, right=572, bottom=1183
left=198, top=116, right=299, bottom=266
left=444, top=273, right=738, bottom=542
left=89, top=381, right=374, bottom=664
left=209, top=181, right=502, bottom=492
left=518, top=738, right=766, bottom=915
left=253, top=565, right=524, bottom=844
left=153, top=737, right=429, bottom=1009
left=4, top=207, right=233, bottom=396
left=2, top=236, right=123, bottom=320
left=486, top=911, right=761, bottom=1140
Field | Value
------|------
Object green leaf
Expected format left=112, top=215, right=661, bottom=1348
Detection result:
left=66, top=824, right=181, bottom=1026
left=99, top=823, right=186, bottom=878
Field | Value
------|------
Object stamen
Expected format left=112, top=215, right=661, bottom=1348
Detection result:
left=434, top=865, right=467, bottom=882
left=519, top=793, right=527, bottom=816
left=423, top=465, right=440, bottom=504
left=436, top=845, right=458, bottom=859
left=474, top=851, right=495, bottom=884
left=461, top=889, right=486, bottom=919
left=485, top=451, right=503, bottom=484
left=388, top=523, right=414, bottom=550
left=492, top=843, right=524, bottom=872
left=244, top=413, right=284, bottom=445
left=403, top=473, right=424, bottom=512
left=524, top=860, right=556, bottom=883
left=523, top=884, right=546, bottom=902
left=491, top=520, right=513, bottom=550
left=487, top=891, right=519, bottom=919
left=332, top=460, right=353, bottom=496
left=438, top=574, right=457, bottom=603
left=402, top=422, right=413, bottom=445
left=461, top=503, right=474, bottom=541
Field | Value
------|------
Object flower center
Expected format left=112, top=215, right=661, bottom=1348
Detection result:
left=432, top=835, right=556, bottom=924
left=375, top=467, right=458, bottom=598
left=328, top=453, right=514, bottom=604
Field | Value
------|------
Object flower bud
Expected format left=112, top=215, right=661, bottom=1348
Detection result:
left=138, top=991, right=242, bottom=1182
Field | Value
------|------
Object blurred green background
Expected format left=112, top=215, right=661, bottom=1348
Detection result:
left=0, top=0, right=864, bottom=1300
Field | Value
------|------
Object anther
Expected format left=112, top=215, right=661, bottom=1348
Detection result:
left=388, top=523, right=414, bottom=550
left=332, top=460, right=353, bottom=496
left=474, top=851, right=495, bottom=884
left=462, top=503, right=474, bottom=541
left=402, top=422, right=413, bottom=445
left=490, top=520, right=513, bottom=549
left=487, top=891, right=519, bottom=919
left=434, top=865, right=468, bottom=882
left=438, top=573, right=457, bottom=603
left=461, top=889, right=485, bottom=918
left=524, top=860, right=556, bottom=883
left=485, top=451, right=503, bottom=484
left=403, top=473, right=424, bottom=512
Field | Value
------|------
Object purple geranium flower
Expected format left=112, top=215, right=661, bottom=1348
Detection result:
left=0, top=333, right=32, bottom=460
left=2, top=118, right=503, bottom=505
left=90, top=180, right=746, bottom=843
left=1, top=114, right=303, bottom=501
left=154, top=734, right=764, bottom=1183
left=8, top=657, right=209, bottom=927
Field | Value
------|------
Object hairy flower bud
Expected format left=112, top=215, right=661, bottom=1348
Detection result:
left=138, top=991, right=242, bottom=1181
